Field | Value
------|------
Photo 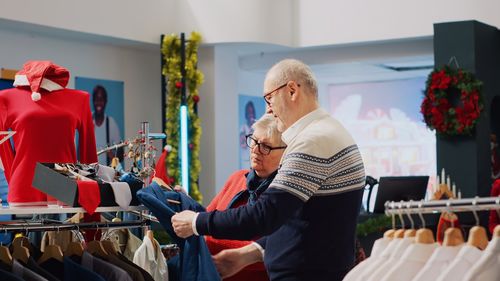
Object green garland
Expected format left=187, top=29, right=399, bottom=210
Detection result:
left=161, top=32, right=204, bottom=202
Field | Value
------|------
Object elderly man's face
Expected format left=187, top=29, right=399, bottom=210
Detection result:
left=263, top=80, right=288, bottom=133
left=250, top=129, right=283, bottom=178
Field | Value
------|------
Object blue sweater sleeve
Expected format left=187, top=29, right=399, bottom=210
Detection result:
left=196, top=188, right=303, bottom=240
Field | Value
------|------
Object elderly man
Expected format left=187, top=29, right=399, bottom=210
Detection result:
left=172, top=59, right=365, bottom=281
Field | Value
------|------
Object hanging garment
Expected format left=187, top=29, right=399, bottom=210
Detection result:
left=462, top=237, right=500, bottom=281
left=136, top=182, right=220, bottom=281
left=0, top=268, right=24, bottom=281
left=98, top=253, right=144, bottom=281
left=11, top=259, right=48, bottom=281
left=366, top=237, right=415, bottom=281
left=354, top=238, right=403, bottom=281
left=488, top=179, right=500, bottom=234
left=436, top=245, right=482, bottom=281
left=39, top=258, right=64, bottom=281
left=342, top=237, right=392, bottom=281
left=80, top=251, right=132, bottom=281
left=0, top=61, right=97, bottom=204
left=133, top=235, right=168, bottom=281
left=412, top=245, right=462, bottom=281
left=117, top=253, right=155, bottom=281
left=22, top=257, right=60, bottom=281
left=63, top=256, right=104, bottom=281
left=103, top=228, right=142, bottom=261
left=379, top=242, right=437, bottom=281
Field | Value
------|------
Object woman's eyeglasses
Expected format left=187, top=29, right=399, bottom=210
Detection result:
left=246, top=134, right=287, bottom=155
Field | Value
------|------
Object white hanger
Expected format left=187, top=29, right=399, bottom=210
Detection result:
left=0, top=131, right=16, bottom=145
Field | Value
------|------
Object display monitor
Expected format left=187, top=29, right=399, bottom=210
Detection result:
left=372, top=176, right=429, bottom=214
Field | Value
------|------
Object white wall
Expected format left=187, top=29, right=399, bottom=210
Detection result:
left=295, top=0, right=500, bottom=46
left=2, top=0, right=499, bottom=47
left=0, top=25, right=161, bottom=149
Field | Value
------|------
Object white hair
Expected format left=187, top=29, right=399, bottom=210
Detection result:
left=252, top=114, right=284, bottom=146
left=266, top=59, right=318, bottom=98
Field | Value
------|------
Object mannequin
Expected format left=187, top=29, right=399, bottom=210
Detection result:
left=0, top=61, right=97, bottom=205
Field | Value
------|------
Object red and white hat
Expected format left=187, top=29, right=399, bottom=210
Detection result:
left=13, top=60, right=70, bottom=101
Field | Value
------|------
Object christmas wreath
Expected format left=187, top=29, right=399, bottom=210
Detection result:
left=420, top=65, right=483, bottom=136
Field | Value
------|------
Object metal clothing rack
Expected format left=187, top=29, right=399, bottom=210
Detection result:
left=0, top=205, right=146, bottom=216
left=385, top=196, right=500, bottom=215
left=0, top=219, right=151, bottom=233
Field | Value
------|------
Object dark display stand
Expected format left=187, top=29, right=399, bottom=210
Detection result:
left=434, top=21, right=500, bottom=198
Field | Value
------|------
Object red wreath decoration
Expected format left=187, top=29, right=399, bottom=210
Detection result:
left=420, top=65, right=483, bottom=136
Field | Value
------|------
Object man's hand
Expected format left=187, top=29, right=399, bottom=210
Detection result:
left=171, top=210, right=196, bottom=238
left=212, top=244, right=263, bottom=278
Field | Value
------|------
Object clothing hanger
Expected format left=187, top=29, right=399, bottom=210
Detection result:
left=38, top=227, right=64, bottom=264
left=383, top=213, right=396, bottom=239
left=442, top=202, right=464, bottom=246
left=146, top=229, right=158, bottom=252
left=65, top=225, right=84, bottom=257
left=0, top=227, right=13, bottom=266
left=494, top=224, right=500, bottom=237
left=86, top=223, right=108, bottom=258
left=101, top=222, right=118, bottom=255
left=415, top=201, right=435, bottom=244
left=12, top=226, right=30, bottom=264
left=38, top=243, right=64, bottom=263
left=393, top=208, right=405, bottom=238
left=404, top=203, right=416, bottom=238
left=466, top=199, right=488, bottom=250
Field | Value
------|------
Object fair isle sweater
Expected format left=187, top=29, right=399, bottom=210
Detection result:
left=197, top=108, right=365, bottom=281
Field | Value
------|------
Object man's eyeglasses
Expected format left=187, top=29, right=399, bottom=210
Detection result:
left=246, top=134, right=287, bottom=155
left=263, top=83, right=288, bottom=106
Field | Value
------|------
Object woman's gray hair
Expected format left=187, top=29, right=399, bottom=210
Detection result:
left=266, top=59, right=318, bottom=98
left=251, top=114, right=285, bottom=146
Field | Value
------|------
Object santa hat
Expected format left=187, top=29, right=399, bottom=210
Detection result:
left=13, top=60, right=70, bottom=101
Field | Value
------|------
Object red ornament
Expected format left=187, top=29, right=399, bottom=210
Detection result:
left=175, top=81, right=183, bottom=88
left=192, top=95, right=200, bottom=103
left=421, top=65, right=483, bottom=136
left=189, top=143, right=194, bottom=149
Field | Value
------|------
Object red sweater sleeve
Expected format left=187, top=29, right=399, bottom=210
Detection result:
left=204, top=170, right=267, bottom=274
left=489, top=180, right=500, bottom=235
left=78, top=93, right=97, bottom=163
left=0, top=97, right=15, bottom=182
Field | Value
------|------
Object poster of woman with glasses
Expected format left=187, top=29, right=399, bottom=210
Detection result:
left=239, top=94, right=266, bottom=169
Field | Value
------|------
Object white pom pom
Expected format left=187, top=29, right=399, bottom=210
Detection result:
left=31, top=92, right=41, bottom=101
left=165, top=145, right=172, bottom=152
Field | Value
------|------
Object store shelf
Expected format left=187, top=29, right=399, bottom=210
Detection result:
left=0, top=205, right=147, bottom=215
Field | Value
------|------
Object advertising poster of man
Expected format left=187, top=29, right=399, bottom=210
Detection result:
left=75, top=77, right=125, bottom=165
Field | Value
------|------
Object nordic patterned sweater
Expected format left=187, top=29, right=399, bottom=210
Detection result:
left=197, top=108, right=365, bottom=281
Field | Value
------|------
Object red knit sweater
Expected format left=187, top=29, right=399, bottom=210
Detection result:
left=0, top=87, right=97, bottom=203
left=205, top=169, right=269, bottom=281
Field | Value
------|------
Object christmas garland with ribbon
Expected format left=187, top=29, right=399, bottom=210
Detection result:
left=420, top=65, right=483, bottom=136
left=161, top=32, right=204, bottom=202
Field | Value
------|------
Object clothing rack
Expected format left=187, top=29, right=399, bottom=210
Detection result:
left=0, top=205, right=146, bottom=215
left=0, top=219, right=151, bottom=233
left=385, top=196, right=500, bottom=215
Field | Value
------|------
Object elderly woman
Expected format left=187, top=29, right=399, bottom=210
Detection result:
left=203, top=113, right=285, bottom=281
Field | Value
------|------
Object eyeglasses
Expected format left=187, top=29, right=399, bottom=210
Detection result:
left=263, top=81, right=301, bottom=106
left=263, top=83, right=288, bottom=106
left=246, top=134, right=287, bottom=155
